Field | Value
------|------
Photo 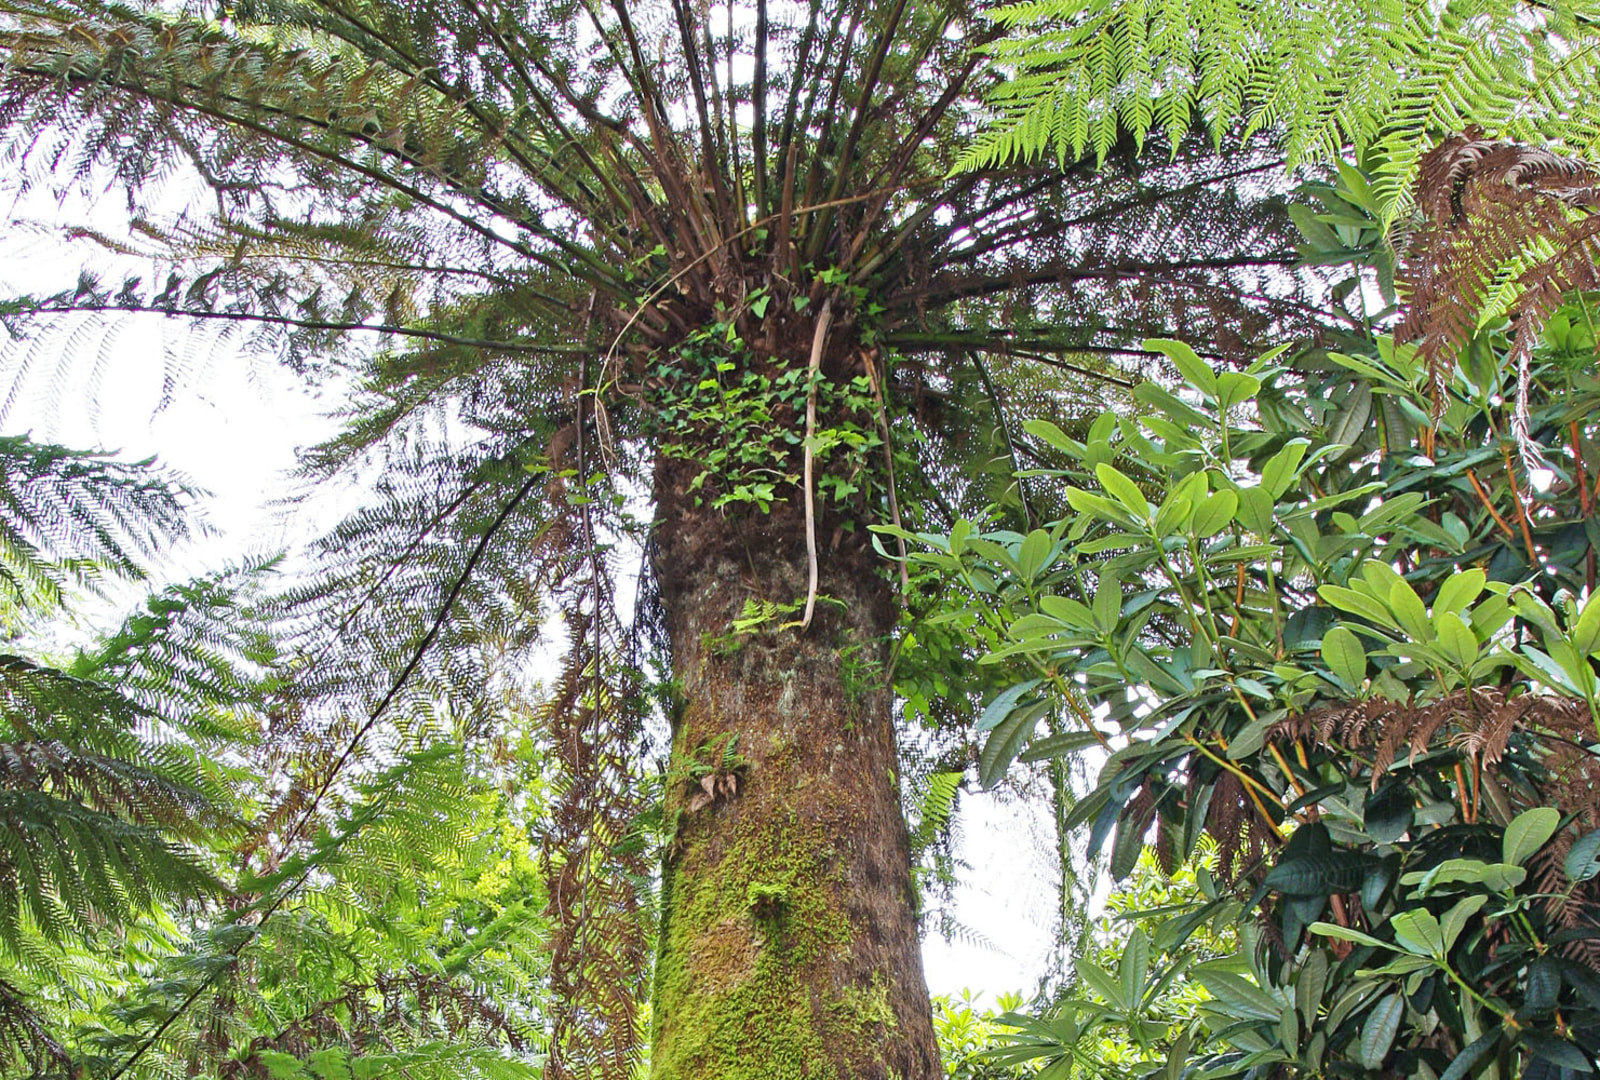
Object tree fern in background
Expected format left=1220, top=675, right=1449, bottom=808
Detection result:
left=0, top=437, right=230, bottom=1073
left=0, top=435, right=195, bottom=625
left=0, top=435, right=551, bottom=1079
left=965, top=0, right=1600, bottom=215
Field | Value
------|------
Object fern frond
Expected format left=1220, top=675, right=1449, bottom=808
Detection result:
left=970, top=0, right=1600, bottom=219
left=0, top=434, right=195, bottom=625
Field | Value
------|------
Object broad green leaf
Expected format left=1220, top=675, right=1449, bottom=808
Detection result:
left=1265, top=852, right=1374, bottom=896
left=1065, top=487, right=1140, bottom=528
left=977, top=679, right=1043, bottom=733
left=1110, top=811, right=1148, bottom=880
left=1296, top=950, right=1328, bottom=1028
left=979, top=699, right=1048, bottom=790
left=1401, top=858, right=1527, bottom=894
left=1433, top=569, right=1486, bottom=616
left=1362, top=783, right=1413, bottom=845
left=1566, top=827, right=1600, bottom=882
left=1236, top=486, right=1275, bottom=536
left=1075, top=957, right=1127, bottom=1009
left=1525, top=1034, right=1594, bottom=1072
left=1549, top=639, right=1598, bottom=696
left=1121, top=928, right=1151, bottom=1008
left=1261, top=440, right=1309, bottom=499
left=1308, top=922, right=1388, bottom=950
left=1225, top=714, right=1274, bottom=760
left=1039, top=594, right=1095, bottom=629
left=1360, top=559, right=1406, bottom=599
left=1317, top=585, right=1400, bottom=630
left=1193, top=969, right=1281, bottom=1022
left=1517, top=646, right=1583, bottom=694
left=1145, top=338, right=1218, bottom=398
left=1096, top=464, right=1150, bottom=519
left=1439, top=894, right=1487, bottom=952
left=1088, top=410, right=1119, bottom=445
left=1503, top=807, right=1560, bottom=866
left=1439, top=1031, right=1499, bottom=1080
left=1017, top=529, right=1052, bottom=581
left=1022, top=419, right=1082, bottom=456
left=1278, top=1004, right=1300, bottom=1057
left=1574, top=592, right=1600, bottom=656
left=1524, top=956, right=1561, bottom=1015
left=1216, top=371, right=1261, bottom=412
left=1321, top=625, right=1366, bottom=686
left=1327, top=381, right=1374, bottom=448
left=1388, top=578, right=1432, bottom=641
left=1190, top=490, right=1238, bottom=537
left=1434, top=611, right=1478, bottom=668
left=1019, top=730, right=1104, bottom=762
left=1359, top=993, right=1404, bottom=1070
left=1153, top=494, right=1194, bottom=537
left=1093, top=574, right=1122, bottom=633
left=1389, top=908, right=1444, bottom=957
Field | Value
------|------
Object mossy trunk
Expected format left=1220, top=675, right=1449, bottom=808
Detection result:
left=648, top=465, right=940, bottom=1080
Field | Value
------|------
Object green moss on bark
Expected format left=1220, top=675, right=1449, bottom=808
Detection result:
left=651, top=809, right=898, bottom=1080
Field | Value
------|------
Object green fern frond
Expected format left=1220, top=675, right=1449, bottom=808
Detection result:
left=0, top=434, right=197, bottom=625
left=968, top=0, right=1600, bottom=219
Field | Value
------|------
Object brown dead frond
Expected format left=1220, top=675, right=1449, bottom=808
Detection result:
left=1400, top=131, right=1600, bottom=472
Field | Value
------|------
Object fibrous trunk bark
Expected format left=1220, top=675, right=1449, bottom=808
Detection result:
left=648, top=466, right=940, bottom=1080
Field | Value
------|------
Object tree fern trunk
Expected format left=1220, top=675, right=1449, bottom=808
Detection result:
left=649, top=468, right=940, bottom=1080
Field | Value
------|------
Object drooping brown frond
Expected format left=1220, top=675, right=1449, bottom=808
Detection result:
left=1400, top=131, right=1600, bottom=466
left=1275, top=687, right=1600, bottom=947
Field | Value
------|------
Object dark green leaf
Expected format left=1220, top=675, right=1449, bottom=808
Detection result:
left=1359, top=992, right=1404, bottom=1070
